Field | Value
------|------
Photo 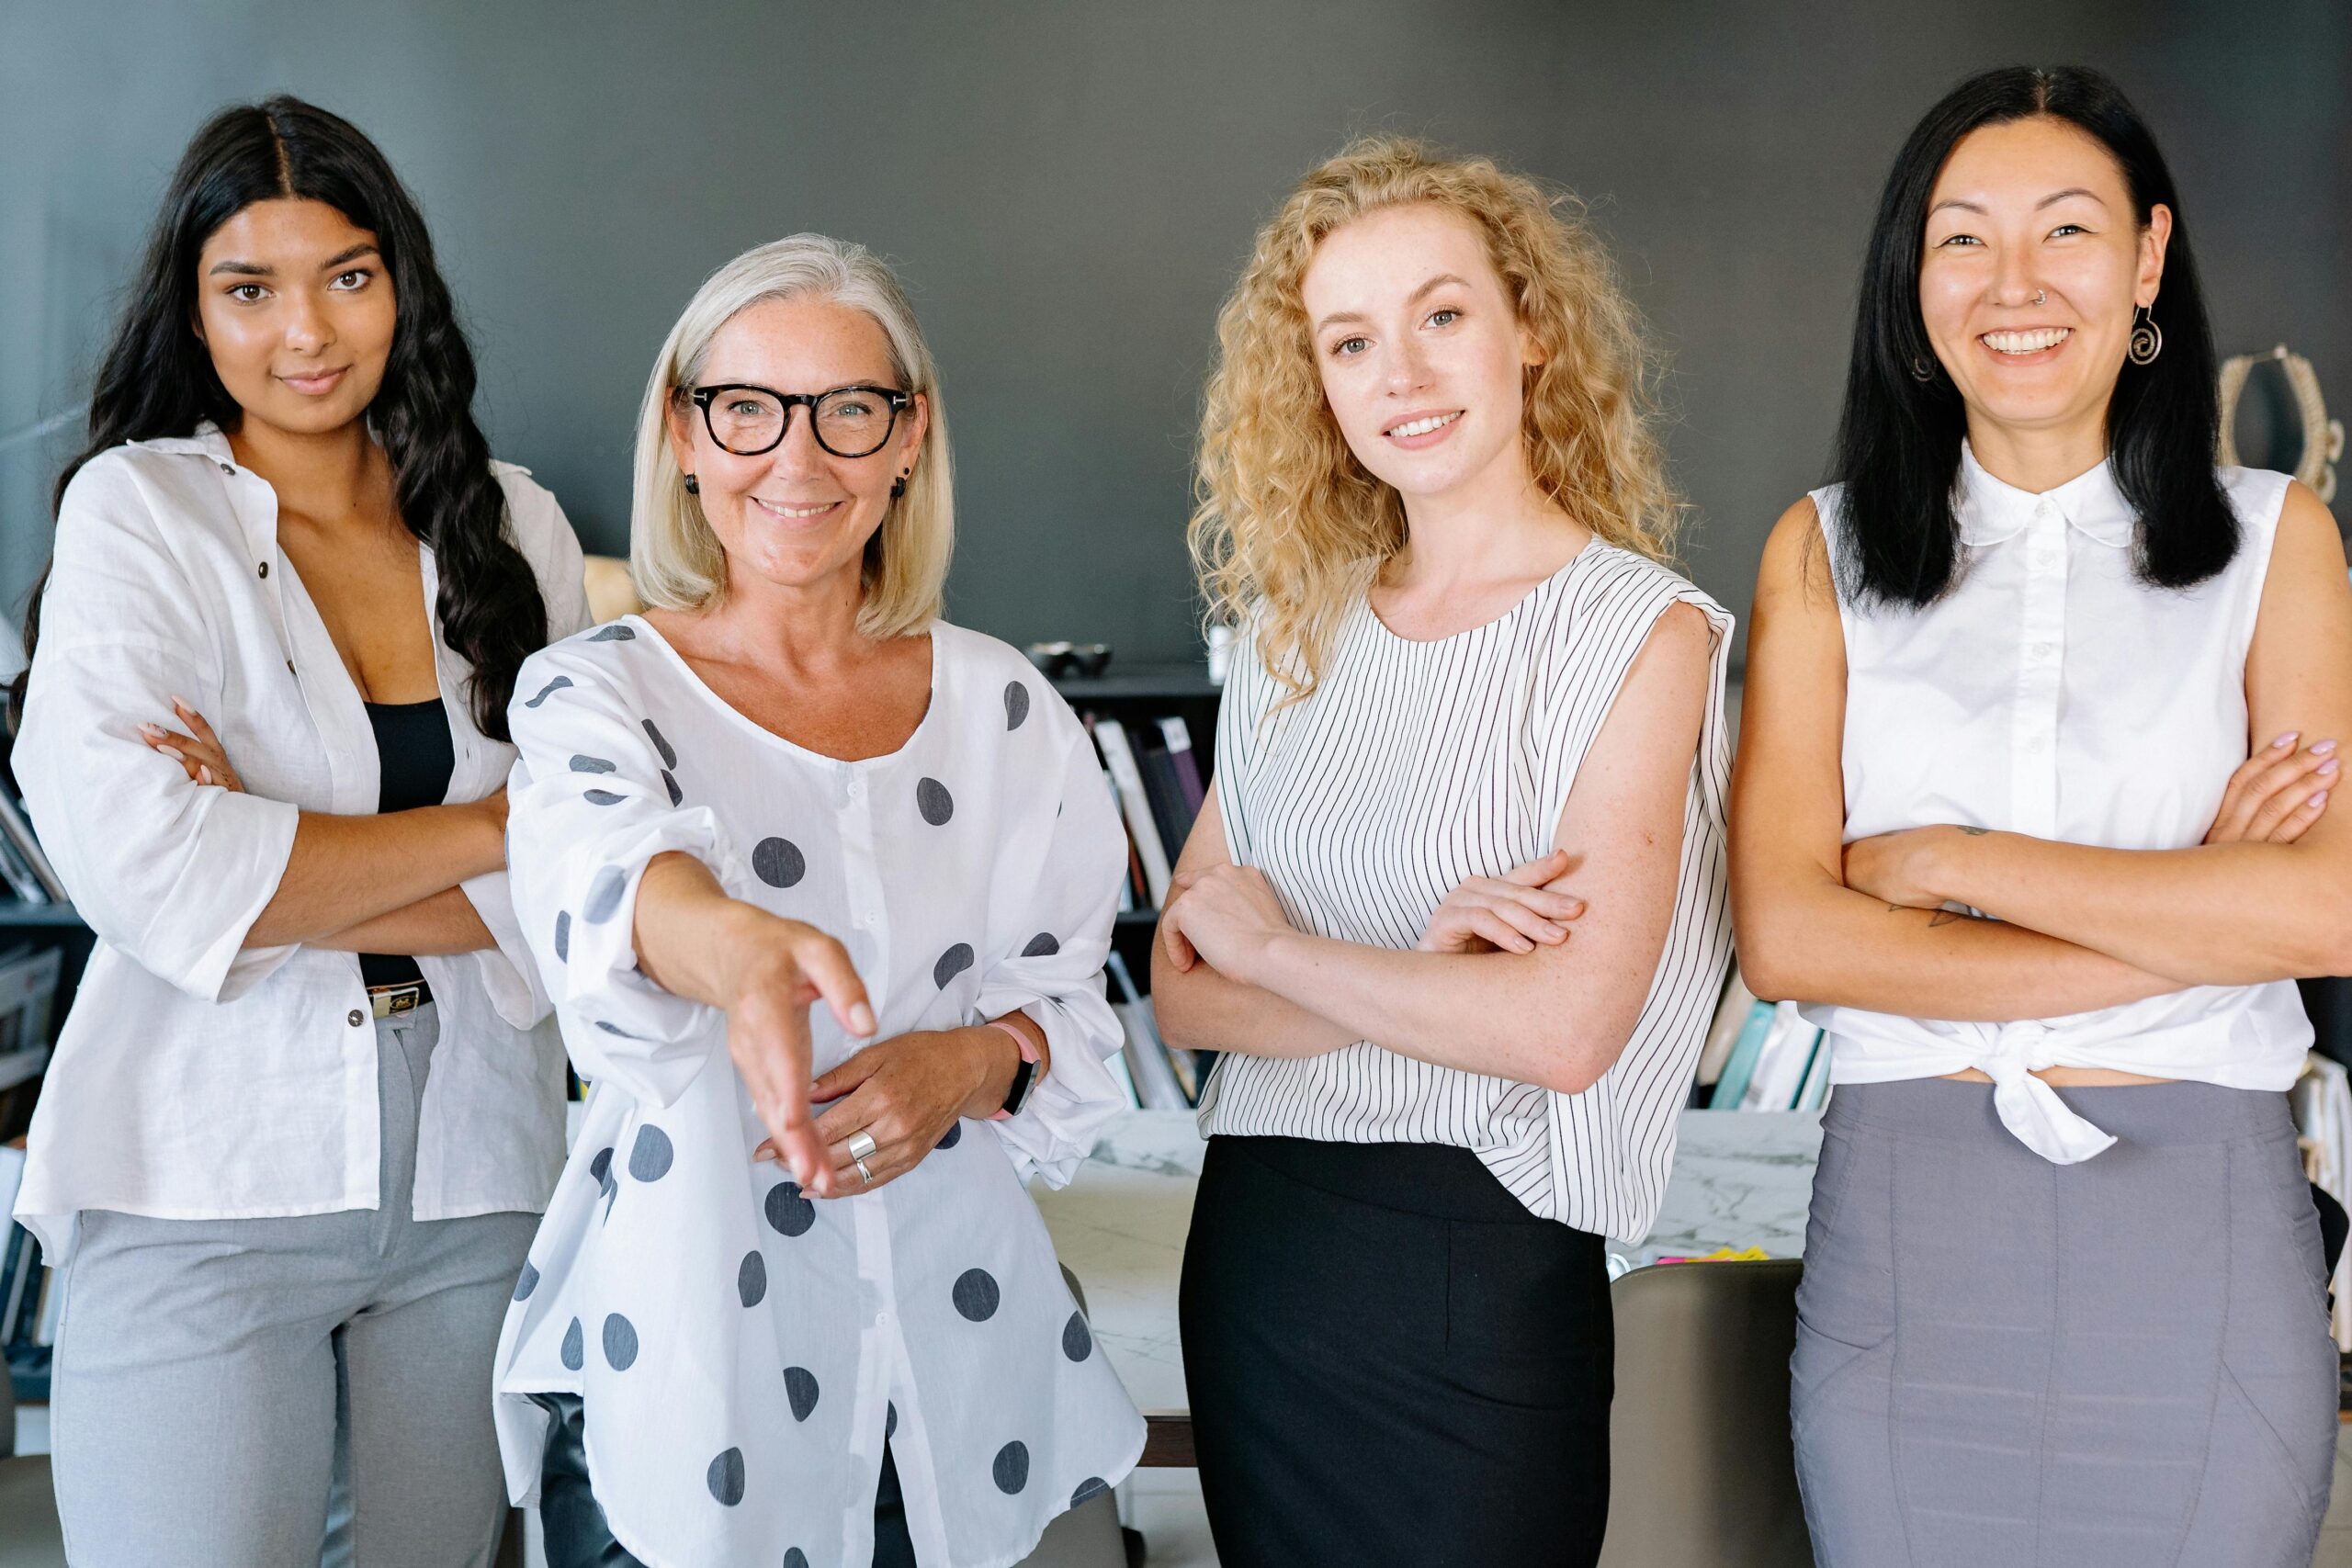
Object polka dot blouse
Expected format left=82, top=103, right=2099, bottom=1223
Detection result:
left=491, top=616, right=1145, bottom=1568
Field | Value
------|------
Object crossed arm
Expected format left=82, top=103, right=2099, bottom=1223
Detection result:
left=141, top=697, right=506, bottom=953
left=1151, top=603, right=1713, bottom=1098
left=1730, top=484, right=2352, bottom=1018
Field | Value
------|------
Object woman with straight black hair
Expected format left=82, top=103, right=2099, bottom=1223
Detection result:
left=9, top=96, right=588, bottom=1566
left=1732, top=65, right=2347, bottom=1564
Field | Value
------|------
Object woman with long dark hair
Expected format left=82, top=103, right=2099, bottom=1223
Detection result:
left=9, top=96, right=587, bottom=1565
left=1732, top=66, right=2347, bottom=1563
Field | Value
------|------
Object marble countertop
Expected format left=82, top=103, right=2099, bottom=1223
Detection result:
left=1032, top=1108, right=1823, bottom=1416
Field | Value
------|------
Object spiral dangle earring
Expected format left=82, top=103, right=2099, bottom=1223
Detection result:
left=2127, top=303, right=2163, bottom=366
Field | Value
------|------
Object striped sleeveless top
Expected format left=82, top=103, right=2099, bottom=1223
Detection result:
left=1195, top=541, right=1735, bottom=1242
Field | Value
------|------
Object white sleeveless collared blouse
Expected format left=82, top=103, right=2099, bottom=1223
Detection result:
left=1801, top=444, right=2312, bottom=1163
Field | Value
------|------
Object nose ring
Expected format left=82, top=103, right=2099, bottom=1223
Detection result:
left=2031, top=289, right=2046, bottom=306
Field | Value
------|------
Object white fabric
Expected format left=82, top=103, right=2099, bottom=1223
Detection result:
left=491, top=616, right=1143, bottom=1568
left=12, top=424, right=590, bottom=1264
left=1197, top=543, right=1736, bottom=1245
left=1802, top=446, right=2312, bottom=1162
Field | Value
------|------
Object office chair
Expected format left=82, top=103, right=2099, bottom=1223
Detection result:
left=1598, top=1258, right=1812, bottom=1568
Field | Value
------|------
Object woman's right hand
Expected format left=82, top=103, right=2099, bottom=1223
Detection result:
left=719, top=912, right=875, bottom=1197
left=1416, top=849, right=1587, bottom=953
left=2204, top=734, right=2337, bottom=844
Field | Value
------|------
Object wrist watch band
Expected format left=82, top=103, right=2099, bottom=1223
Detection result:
left=987, top=1018, right=1042, bottom=1121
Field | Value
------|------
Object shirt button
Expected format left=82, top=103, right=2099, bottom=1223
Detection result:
left=847, top=779, right=863, bottom=798
left=218, top=462, right=234, bottom=475
left=347, top=1009, right=366, bottom=1027
left=257, top=561, right=269, bottom=579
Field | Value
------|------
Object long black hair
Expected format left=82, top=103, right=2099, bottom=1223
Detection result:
left=1830, top=65, right=2233, bottom=608
left=12, top=95, right=545, bottom=738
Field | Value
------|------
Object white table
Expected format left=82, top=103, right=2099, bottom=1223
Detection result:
left=1032, top=1108, right=1823, bottom=1461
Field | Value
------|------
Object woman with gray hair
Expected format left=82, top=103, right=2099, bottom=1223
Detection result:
left=489, top=234, right=1143, bottom=1567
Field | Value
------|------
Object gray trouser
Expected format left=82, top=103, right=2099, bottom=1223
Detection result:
left=48, top=1001, right=538, bottom=1568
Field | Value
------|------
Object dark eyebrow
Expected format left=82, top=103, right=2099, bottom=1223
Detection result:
left=206, top=243, right=379, bottom=279
left=1928, top=188, right=2108, bottom=220
left=1313, top=273, right=1473, bottom=334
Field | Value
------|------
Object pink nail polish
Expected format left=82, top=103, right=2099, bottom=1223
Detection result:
left=2274, top=732, right=2301, bottom=749
left=2316, top=739, right=2338, bottom=756
left=2321, top=759, right=2340, bottom=777
left=2311, top=791, right=2330, bottom=809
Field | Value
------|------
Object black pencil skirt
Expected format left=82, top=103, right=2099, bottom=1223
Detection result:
left=1179, top=1135, right=1614, bottom=1567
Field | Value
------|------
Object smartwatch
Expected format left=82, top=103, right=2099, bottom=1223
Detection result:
left=988, top=1018, right=1043, bottom=1121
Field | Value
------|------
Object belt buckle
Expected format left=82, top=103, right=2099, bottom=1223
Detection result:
left=370, top=984, right=424, bottom=1020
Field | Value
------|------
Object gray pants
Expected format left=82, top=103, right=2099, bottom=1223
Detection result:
left=48, top=1002, right=538, bottom=1568
left=1793, top=1077, right=2337, bottom=1568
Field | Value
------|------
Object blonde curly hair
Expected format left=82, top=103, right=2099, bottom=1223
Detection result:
left=1190, top=136, right=1681, bottom=704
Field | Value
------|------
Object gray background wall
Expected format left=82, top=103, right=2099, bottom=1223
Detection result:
left=2, top=0, right=2346, bottom=671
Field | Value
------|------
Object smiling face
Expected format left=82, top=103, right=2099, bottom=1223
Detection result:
left=1300, top=201, right=1543, bottom=508
left=193, top=197, right=396, bottom=437
left=1918, top=115, right=2170, bottom=437
left=666, top=296, right=928, bottom=599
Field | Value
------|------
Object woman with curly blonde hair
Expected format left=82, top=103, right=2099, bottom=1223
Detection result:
left=1155, top=137, right=1736, bottom=1563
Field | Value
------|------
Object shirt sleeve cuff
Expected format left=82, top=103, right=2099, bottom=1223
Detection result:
left=162, top=793, right=303, bottom=1003
left=463, top=866, right=548, bottom=1029
left=979, top=989, right=1125, bottom=1188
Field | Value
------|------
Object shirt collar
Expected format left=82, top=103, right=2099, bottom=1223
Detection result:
left=1956, top=440, right=2135, bottom=549
left=127, top=421, right=234, bottom=462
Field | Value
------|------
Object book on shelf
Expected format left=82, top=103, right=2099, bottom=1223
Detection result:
left=0, top=946, right=61, bottom=1056
left=1091, top=718, right=1172, bottom=908
left=0, top=788, right=63, bottom=903
left=0, top=827, right=47, bottom=907
left=1695, top=968, right=1758, bottom=1088
left=1155, top=716, right=1206, bottom=819
left=1104, top=951, right=1198, bottom=1111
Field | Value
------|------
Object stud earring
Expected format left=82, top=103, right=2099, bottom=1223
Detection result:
left=683, top=474, right=700, bottom=495
left=890, top=471, right=909, bottom=500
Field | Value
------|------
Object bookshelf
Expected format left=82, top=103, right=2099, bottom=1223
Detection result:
left=1051, top=660, right=1224, bottom=1112
left=1048, top=662, right=1223, bottom=989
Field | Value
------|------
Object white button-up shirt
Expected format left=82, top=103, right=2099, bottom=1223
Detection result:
left=491, top=617, right=1144, bottom=1568
left=1802, top=445, right=2312, bottom=1162
left=12, top=425, right=591, bottom=1263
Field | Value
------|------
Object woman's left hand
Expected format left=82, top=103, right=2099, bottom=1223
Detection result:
left=1843, top=825, right=1972, bottom=909
left=139, top=697, right=245, bottom=793
left=756, top=1026, right=1011, bottom=1195
left=1159, top=862, right=1294, bottom=981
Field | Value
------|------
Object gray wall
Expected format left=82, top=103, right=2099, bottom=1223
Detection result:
left=3, top=0, right=2346, bottom=670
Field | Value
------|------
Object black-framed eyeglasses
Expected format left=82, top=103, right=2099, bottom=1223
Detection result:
left=685, top=383, right=913, bottom=459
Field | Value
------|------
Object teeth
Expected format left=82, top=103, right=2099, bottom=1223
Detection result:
left=759, top=500, right=837, bottom=518
left=1982, top=327, right=2071, bottom=355
left=1387, top=412, right=1461, bottom=438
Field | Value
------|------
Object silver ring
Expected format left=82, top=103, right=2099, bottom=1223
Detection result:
left=854, top=1156, right=874, bottom=1184
left=2032, top=289, right=2046, bottom=306
left=848, top=1131, right=878, bottom=1164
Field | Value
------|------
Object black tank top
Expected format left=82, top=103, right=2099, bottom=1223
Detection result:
left=360, top=698, right=456, bottom=988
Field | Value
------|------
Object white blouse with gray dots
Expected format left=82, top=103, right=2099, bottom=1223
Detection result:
left=491, top=615, right=1144, bottom=1568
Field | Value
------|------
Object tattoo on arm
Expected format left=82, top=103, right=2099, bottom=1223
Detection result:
left=1959, top=826, right=1989, bottom=836
left=1926, top=907, right=1989, bottom=928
